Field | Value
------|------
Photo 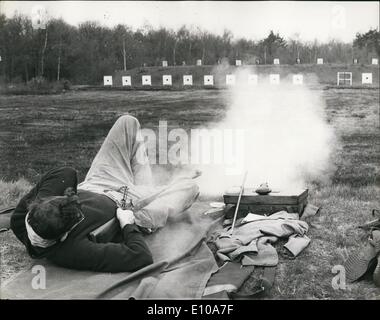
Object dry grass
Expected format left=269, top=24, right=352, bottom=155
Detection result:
left=271, top=184, right=380, bottom=299
left=0, top=87, right=379, bottom=299
left=0, top=179, right=33, bottom=285
left=0, top=179, right=33, bottom=208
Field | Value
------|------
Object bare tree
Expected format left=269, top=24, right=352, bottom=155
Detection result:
left=57, top=38, right=61, bottom=80
left=172, top=38, right=178, bottom=66
left=40, top=24, right=48, bottom=77
left=122, top=38, right=127, bottom=71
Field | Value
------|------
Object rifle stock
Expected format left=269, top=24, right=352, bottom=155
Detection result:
left=88, top=218, right=120, bottom=243
left=358, top=209, right=380, bottom=230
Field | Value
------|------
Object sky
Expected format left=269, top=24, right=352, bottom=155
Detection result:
left=1, top=1, right=379, bottom=43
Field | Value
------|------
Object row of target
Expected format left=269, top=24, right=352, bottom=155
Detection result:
left=103, top=72, right=374, bottom=86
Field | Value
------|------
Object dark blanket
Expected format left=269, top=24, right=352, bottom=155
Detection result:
left=1, top=202, right=223, bottom=299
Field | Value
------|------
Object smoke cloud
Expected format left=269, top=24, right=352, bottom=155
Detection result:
left=195, top=66, right=337, bottom=197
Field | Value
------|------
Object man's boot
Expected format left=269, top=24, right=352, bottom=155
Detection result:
left=344, top=230, right=380, bottom=282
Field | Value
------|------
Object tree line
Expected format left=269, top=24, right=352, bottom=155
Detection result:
left=0, top=13, right=379, bottom=85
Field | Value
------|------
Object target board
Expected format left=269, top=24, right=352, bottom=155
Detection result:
left=142, top=75, right=151, bottom=85
left=122, top=76, right=131, bottom=86
left=362, top=73, right=372, bottom=84
left=248, top=74, right=258, bottom=85
left=226, top=74, right=236, bottom=85
left=103, top=76, right=113, bottom=86
left=183, top=75, right=193, bottom=85
left=204, top=75, right=214, bottom=86
left=269, top=74, right=280, bottom=84
left=163, top=75, right=172, bottom=86
left=293, top=74, right=303, bottom=85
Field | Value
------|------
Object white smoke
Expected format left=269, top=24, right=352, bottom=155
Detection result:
left=195, top=66, right=336, bottom=196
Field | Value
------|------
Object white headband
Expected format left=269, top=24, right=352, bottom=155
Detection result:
left=25, top=213, right=58, bottom=248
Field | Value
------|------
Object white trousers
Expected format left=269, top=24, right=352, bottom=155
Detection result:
left=78, top=115, right=199, bottom=229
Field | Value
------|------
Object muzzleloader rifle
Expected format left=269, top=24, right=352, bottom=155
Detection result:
left=89, top=170, right=203, bottom=242
left=359, top=209, right=380, bottom=230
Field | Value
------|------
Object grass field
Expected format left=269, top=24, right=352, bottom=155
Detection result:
left=0, top=87, right=379, bottom=299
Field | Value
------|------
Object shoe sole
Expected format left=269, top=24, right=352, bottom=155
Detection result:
left=344, top=243, right=377, bottom=282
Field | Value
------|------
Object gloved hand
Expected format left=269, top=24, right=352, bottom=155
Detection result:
left=116, top=208, right=135, bottom=229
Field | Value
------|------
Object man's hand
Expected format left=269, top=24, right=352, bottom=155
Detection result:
left=116, top=208, right=135, bottom=229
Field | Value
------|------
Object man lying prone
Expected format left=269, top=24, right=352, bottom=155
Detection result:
left=11, top=115, right=200, bottom=273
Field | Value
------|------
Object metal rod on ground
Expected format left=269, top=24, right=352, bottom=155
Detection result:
left=229, top=171, right=248, bottom=235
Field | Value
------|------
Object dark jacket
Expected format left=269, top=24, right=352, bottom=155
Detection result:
left=10, top=167, right=153, bottom=273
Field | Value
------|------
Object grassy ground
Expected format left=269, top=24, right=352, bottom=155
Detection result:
left=0, top=87, right=379, bottom=299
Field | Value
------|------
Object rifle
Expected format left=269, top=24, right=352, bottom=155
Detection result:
left=88, top=186, right=131, bottom=243
left=89, top=171, right=203, bottom=243
left=358, top=209, right=380, bottom=230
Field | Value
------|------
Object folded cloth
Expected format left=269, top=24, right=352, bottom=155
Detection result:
left=213, top=211, right=309, bottom=266
left=215, top=237, right=242, bottom=262
left=284, top=234, right=311, bottom=257
left=301, top=204, right=320, bottom=220
left=344, top=230, right=380, bottom=282
left=229, top=240, right=259, bottom=260
left=258, top=218, right=309, bottom=238
left=240, top=211, right=308, bottom=238
left=203, top=262, right=255, bottom=299
left=219, top=211, right=307, bottom=246
left=227, top=226, right=264, bottom=245
left=242, top=211, right=299, bottom=224
left=241, top=237, right=278, bottom=267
